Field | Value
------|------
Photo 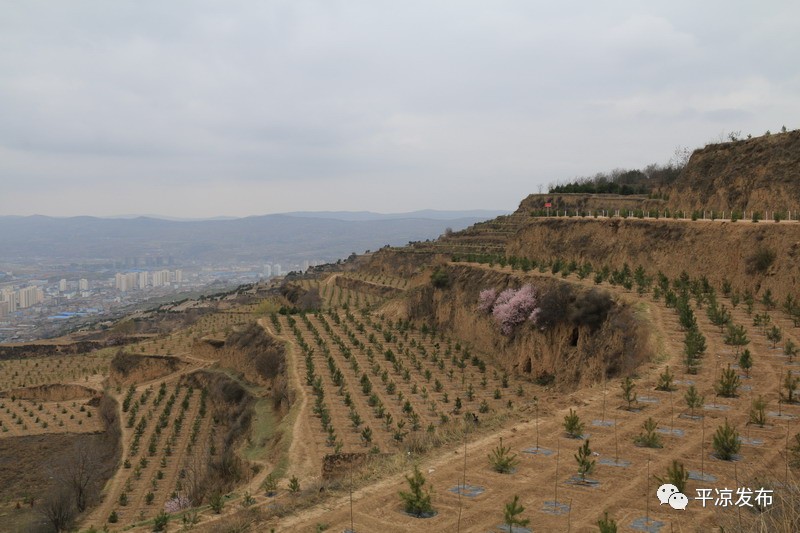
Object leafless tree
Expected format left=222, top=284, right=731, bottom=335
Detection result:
left=57, top=443, right=98, bottom=512
left=39, top=488, right=75, bottom=533
left=182, top=444, right=211, bottom=505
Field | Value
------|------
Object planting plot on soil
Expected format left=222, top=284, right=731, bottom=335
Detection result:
left=541, top=500, right=570, bottom=515
left=7, top=230, right=800, bottom=533
left=275, top=308, right=528, bottom=456
left=688, top=471, right=717, bottom=482
left=0, top=352, right=112, bottom=391
left=630, top=517, right=666, bottom=532
left=522, top=446, right=555, bottom=456
left=598, top=458, right=631, bottom=467
left=448, top=484, right=485, bottom=497
left=277, top=260, right=799, bottom=533
left=0, top=397, right=102, bottom=436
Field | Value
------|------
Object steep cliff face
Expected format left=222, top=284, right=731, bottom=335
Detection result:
left=400, top=264, right=650, bottom=389
left=664, top=130, right=800, bottom=213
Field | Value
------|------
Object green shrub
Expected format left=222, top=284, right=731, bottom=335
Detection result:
left=739, top=349, right=753, bottom=376
left=430, top=268, right=450, bottom=289
left=655, top=366, right=675, bottom=391
left=749, top=395, right=767, bottom=427
left=575, top=439, right=595, bottom=480
left=209, top=491, right=225, bottom=513
left=713, top=419, right=741, bottom=460
left=152, top=510, right=169, bottom=532
left=655, top=460, right=688, bottom=494
left=563, top=408, right=584, bottom=438
left=399, top=465, right=434, bottom=517
left=620, top=376, right=637, bottom=410
left=747, top=247, right=776, bottom=274
left=597, top=511, right=617, bottom=533
left=781, top=370, right=800, bottom=404
left=715, top=364, right=740, bottom=397
left=262, top=473, right=278, bottom=496
left=634, top=417, right=663, bottom=448
left=503, top=495, right=530, bottom=533
left=684, top=385, right=704, bottom=418
left=488, top=437, right=519, bottom=473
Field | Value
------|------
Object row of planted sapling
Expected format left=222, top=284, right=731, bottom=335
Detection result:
left=278, top=305, right=525, bottom=457
left=0, top=352, right=111, bottom=390
left=109, top=381, right=211, bottom=525
left=0, top=397, right=97, bottom=434
left=470, top=253, right=800, bottom=449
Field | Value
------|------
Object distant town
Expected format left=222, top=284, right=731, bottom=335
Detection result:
left=0, top=257, right=324, bottom=342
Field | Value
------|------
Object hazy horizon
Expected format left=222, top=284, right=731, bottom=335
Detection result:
left=2, top=1, right=798, bottom=218
left=0, top=208, right=511, bottom=221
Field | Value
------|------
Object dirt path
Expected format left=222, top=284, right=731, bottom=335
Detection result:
left=259, top=318, right=322, bottom=484
left=277, top=264, right=796, bottom=532
left=80, top=265, right=799, bottom=531
left=84, top=386, right=129, bottom=526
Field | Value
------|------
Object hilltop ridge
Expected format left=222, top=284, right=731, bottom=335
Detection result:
left=663, top=129, right=800, bottom=213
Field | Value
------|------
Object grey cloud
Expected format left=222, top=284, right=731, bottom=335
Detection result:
left=1, top=1, right=799, bottom=216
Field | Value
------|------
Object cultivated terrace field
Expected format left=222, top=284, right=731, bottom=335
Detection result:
left=4, top=141, right=800, bottom=532
left=252, top=255, right=798, bottom=533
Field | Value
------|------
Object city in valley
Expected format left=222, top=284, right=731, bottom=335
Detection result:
left=0, top=258, right=308, bottom=342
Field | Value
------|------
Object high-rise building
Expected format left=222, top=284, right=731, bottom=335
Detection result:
left=138, top=271, right=149, bottom=290
left=273, top=264, right=282, bottom=277
left=18, top=286, right=43, bottom=308
left=59, top=279, right=67, bottom=292
left=152, top=270, right=170, bottom=287
left=79, top=279, right=89, bottom=291
left=174, top=270, right=183, bottom=283
left=115, top=272, right=138, bottom=292
left=1, top=289, right=16, bottom=312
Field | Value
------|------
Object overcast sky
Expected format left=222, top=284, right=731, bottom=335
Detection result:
left=1, top=1, right=798, bottom=218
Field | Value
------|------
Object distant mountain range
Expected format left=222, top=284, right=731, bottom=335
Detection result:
left=0, top=210, right=508, bottom=264
left=278, top=209, right=509, bottom=221
left=21, top=209, right=505, bottom=222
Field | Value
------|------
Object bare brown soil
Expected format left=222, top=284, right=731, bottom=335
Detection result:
left=109, top=354, right=188, bottom=386
left=506, top=217, right=800, bottom=298
left=665, top=129, right=800, bottom=213
left=1, top=384, right=100, bottom=402
left=0, top=432, right=119, bottom=532
left=272, top=265, right=796, bottom=532
left=7, top=196, right=800, bottom=533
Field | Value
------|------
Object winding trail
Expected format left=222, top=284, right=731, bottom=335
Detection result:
left=258, top=317, right=323, bottom=485
left=275, top=263, right=797, bottom=532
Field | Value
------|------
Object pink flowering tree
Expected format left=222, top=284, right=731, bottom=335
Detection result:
left=164, top=495, right=191, bottom=513
left=479, top=284, right=541, bottom=335
left=478, top=288, right=498, bottom=313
